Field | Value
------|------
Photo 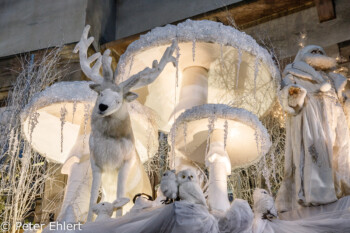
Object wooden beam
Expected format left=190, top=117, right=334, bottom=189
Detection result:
left=104, top=0, right=315, bottom=58
left=314, top=0, right=336, bottom=22
left=102, top=34, right=140, bottom=60
left=195, top=0, right=315, bottom=29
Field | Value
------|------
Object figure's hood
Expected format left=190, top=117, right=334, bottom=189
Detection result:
left=283, top=45, right=347, bottom=97
left=283, top=61, right=324, bottom=83
left=294, top=45, right=326, bottom=62
left=294, top=45, right=336, bottom=71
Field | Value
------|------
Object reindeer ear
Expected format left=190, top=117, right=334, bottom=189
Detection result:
left=89, top=83, right=102, bottom=93
left=124, top=92, right=138, bottom=102
left=113, top=198, right=130, bottom=209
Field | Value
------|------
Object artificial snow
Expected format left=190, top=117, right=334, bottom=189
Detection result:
left=117, top=19, right=280, bottom=83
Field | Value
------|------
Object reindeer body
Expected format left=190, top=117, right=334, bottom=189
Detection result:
left=88, top=101, right=151, bottom=220
left=90, top=103, right=134, bottom=173
left=74, top=25, right=176, bottom=222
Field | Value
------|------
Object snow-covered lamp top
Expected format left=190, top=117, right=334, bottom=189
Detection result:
left=170, top=104, right=271, bottom=169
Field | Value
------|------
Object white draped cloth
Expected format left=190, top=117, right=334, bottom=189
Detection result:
left=254, top=196, right=350, bottom=233
left=276, top=61, right=350, bottom=212
left=75, top=201, right=219, bottom=233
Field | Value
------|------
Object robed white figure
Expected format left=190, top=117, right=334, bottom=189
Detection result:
left=276, top=45, right=350, bottom=212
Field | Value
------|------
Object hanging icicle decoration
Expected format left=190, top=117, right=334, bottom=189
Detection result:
left=235, top=49, right=242, bottom=89
left=271, top=153, right=277, bottom=181
left=72, top=101, right=77, bottom=124
left=171, top=34, right=180, bottom=169
left=60, top=105, right=67, bottom=153
left=192, top=39, right=196, bottom=62
left=262, top=153, right=272, bottom=192
left=253, top=56, right=260, bottom=99
left=158, top=132, right=168, bottom=170
left=255, top=128, right=271, bottom=192
left=145, top=112, right=152, bottom=162
left=254, top=129, right=262, bottom=187
left=224, top=119, right=228, bottom=149
left=183, top=121, right=187, bottom=155
left=220, top=43, right=225, bottom=70
left=170, top=127, right=176, bottom=169
left=237, top=173, right=242, bottom=198
left=29, top=111, right=40, bottom=145
left=8, top=129, right=19, bottom=157
left=83, top=103, right=91, bottom=148
left=175, top=38, right=180, bottom=87
left=205, top=115, right=216, bottom=156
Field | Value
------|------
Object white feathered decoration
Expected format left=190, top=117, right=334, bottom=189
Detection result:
left=160, top=170, right=178, bottom=204
left=253, top=188, right=277, bottom=220
left=253, top=189, right=277, bottom=233
left=177, top=169, right=207, bottom=206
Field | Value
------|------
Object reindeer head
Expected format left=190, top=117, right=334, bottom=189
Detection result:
left=87, top=50, right=139, bottom=116
left=74, top=25, right=177, bottom=117
left=90, top=83, right=139, bottom=116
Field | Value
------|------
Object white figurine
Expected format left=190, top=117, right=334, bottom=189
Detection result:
left=73, top=25, right=177, bottom=221
left=177, top=169, right=207, bottom=206
left=253, top=189, right=277, bottom=221
left=160, top=170, right=178, bottom=204
left=277, top=45, right=350, bottom=212
left=92, top=198, right=129, bottom=222
left=252, top=189, right=277, bottom=233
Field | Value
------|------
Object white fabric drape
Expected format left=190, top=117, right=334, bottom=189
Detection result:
left=75, top=201, right=219, bottom=233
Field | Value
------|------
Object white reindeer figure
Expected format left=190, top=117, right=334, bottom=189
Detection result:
left=74, top=25, right=177, bottom=221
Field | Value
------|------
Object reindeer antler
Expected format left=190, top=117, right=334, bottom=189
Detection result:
left=73, top=25, right=104, bottom=84
left=101, top=49, right=114, bottom=83
left=120, top=40, right=177, bottom=92
left=75, top=25, right=177, bottom=89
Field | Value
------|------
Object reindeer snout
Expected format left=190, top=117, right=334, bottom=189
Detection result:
left=99, top=104, right=108, bottom=112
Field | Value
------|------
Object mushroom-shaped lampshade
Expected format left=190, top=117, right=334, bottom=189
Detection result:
left=114, top=20, right=279, bottom=132
left=170, top=104, right=271, bottom=212
left=21, top=81, right=159, bottom=164
left=21, top=81, right=96, bottom=164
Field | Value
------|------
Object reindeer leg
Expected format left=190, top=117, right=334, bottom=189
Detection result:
left=116, top=154, right=135, bottom=216
left=117, top=154, right=135, bottom=198
left=87, top=161, right=101, bottom=222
